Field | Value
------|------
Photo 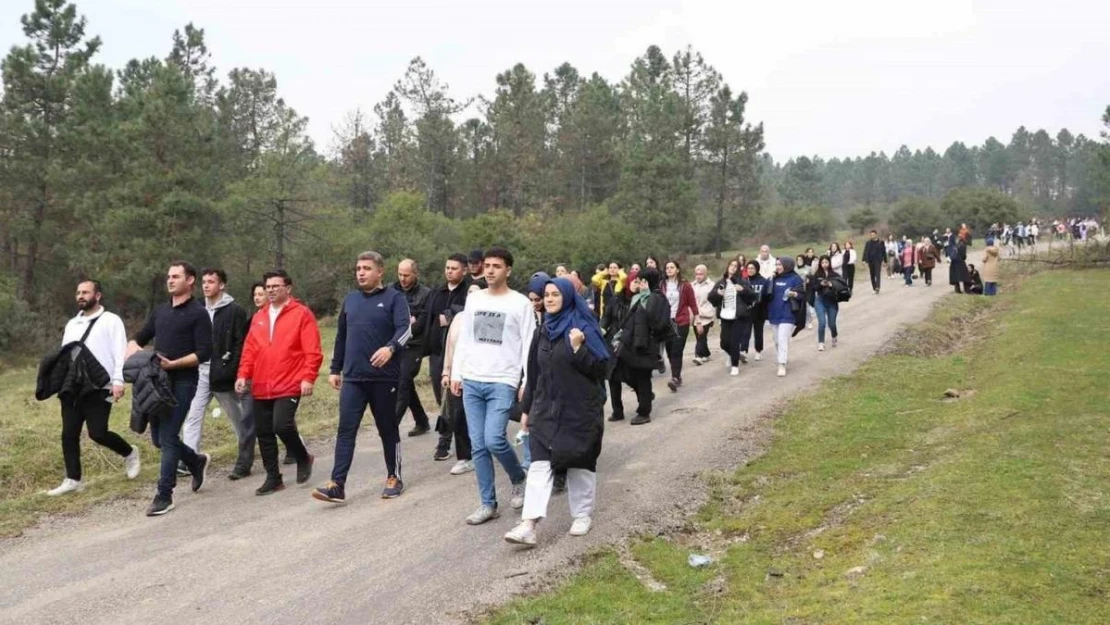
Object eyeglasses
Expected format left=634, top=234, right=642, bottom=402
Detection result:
left=264, top=284, right=288, bottom=290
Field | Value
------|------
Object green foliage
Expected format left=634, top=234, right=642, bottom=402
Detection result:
left=847, top=205, right=881, bottom=234
left=0, top=272, right=42, bottom=357
left=761, top=204, right=835, bottom=245
left=888, top=197, right=943, bottom=237
left=940, top=187, right=1024, bottom=232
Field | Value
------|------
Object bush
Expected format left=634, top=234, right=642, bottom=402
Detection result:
left=847, top=205, right=881, bottom=234
left=0, top=273, right=46, bottom=363
left=760, top=204, right=835, bottom=244
left=941, top=187, right=1024, bottom=232
left=888, top=197, right=943, bottom=238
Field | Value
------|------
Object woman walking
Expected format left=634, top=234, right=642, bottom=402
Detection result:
left=899, top=239, right=917, bottom=286
left=600, top=270, right=633, bottom=421
left=918, top=236, right=940, bottom=286
left=708, top=259, right=758, bottom=376
left=950, top=233, right=969, bottom=293
left=615, top=269, right=670, bottom=425
left=808, top=256, right=843, bottom=351
left=843, top=241, right=857, bottom=291
left=796, top=255, right=815, bottom=329
left=662, top=261, right=697, bottom=392
left=506, top=277, right=610, bottom=546
left=744, top=260, right=771, bottom=362
left=768, top=257, right=806, bottom=377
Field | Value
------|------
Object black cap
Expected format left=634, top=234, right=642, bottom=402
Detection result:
left=468, top=249, right=484, bottom=263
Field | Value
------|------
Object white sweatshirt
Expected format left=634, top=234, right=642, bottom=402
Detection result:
left=450, top=289, right=536, bottom=389
left=61, top=308, right=127, bottom=387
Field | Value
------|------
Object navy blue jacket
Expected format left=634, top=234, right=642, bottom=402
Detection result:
left=768, top=272, right=805, bottom=324
left=330, top=287, right=411, bottom=382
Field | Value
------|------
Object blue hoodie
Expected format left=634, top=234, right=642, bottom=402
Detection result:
left=331, top=286, right=412, bottom=382
left=767, top=257, right=805, bottom=325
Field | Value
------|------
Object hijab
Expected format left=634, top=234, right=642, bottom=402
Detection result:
left=777, top=256, right=796, bottom=275
left=544, top=277, right=610, bottom=361
left=528, top=272, right=550, bottom=298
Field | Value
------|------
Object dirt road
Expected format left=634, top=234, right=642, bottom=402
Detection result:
left=0, top=276, right=949, bottom=625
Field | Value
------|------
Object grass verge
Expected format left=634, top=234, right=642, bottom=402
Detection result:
left=0, top=324, right=440, bottom=537
left=486, top=268, right=1110, bottom=624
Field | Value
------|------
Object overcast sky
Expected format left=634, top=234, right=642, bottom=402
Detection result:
left=3, top=0, right=1108, bottom=160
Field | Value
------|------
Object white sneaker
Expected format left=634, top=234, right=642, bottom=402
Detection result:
left=777, top=365, right=787, bottom=377
left=510, top=482, right=526, bottom=509
left=504, top=521, right=537, bottom=546
left=47, top=478, right=84, bottom=496
left=730, top=367, right=740, bottom=376
left=450, top=460, right=474, bottom=475
left=754, top=352, right=762, bottom=362
left=466, top=505, right=500, bottom=525
left=569, top=516, right=593, bottom=536
left=692, top=357, right=704, bottom=366
left=125, top=447, right=141, bottom=480
left=818, top=343, right=825, bottom=352
left=808, top=322, right=814, bottom=329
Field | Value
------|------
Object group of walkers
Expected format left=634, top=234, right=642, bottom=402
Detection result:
left=43, top=229, right=1001, bottom=546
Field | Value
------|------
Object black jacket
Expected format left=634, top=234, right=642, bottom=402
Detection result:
left=707, top=276, right=758, bottom=320
left=391, top=280, right=431, bottom=352
left=616, top=293, right=670, bottom=370
left=123, top=351, right=177, bottom=435
left=422, top=281, right=469, bottom=357
left=36, top=343, right=111, bottom=403
left=600, top=290, right=630, bottom=342
left=208, top=301, right=250, bottom=392
left=949, top=240, right=969, bottom=285
left=521, top=331, right=608, bottom=471
left=863, top=239, right=887, bottom=264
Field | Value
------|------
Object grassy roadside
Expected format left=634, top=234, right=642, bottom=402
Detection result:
left=486, top=268, right=1110, bottom=624
left=0, top=325, right=440, bottom=537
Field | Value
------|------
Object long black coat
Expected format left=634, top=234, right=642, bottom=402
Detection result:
left=949, top=240, right=969, bottom=285
left=522, top=331, right=608, bottom=471
left=616, top=293, right=670, bottom=371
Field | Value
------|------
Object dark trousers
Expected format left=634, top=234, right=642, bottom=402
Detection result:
left=868, top=260, right=883, bottom=291
left=922, top=267, right=933, bottom=285
left=844, top=263, right=856, bottom=291
left=152, top=378, right=202, bottom=497
left=665, top=324, right=691, bottom=381
left=608, top=366, right=626, bottom=418
left=395, top=348, right=429, bottom=429
left=694, top=322, right=712, bottom=358
left=903, top=265, right=914, bottom=285
left=255, top=396, right=310, bottom=480
left=60, top=390, right=133, bottom=481
left=441, top=390, right=472, bottom=460
left=333, top=381, right=400, bottom=484
left=721, top=318, right=753, bottom=366
left=622, top=365, right=654, bottom=417
left=750, top=308, right=766, bottom=354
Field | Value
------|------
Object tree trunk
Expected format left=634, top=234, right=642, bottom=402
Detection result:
left=714, top=149, right=728, bottom=259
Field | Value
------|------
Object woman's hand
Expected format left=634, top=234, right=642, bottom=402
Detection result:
left=569, top=328, right=585, bottom=352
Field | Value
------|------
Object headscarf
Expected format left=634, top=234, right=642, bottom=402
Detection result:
left=528, top=272, right=550, bottom=298
left=543, top=277, right=610, bottom=361
left=777, top=256, right=795, bottom=275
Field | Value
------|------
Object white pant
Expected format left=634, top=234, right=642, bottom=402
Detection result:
left=184, top=363, right=244, bottom=452
left=770, top=322, right=793, bottom=365
left=522, top=461, right=596, bottom=521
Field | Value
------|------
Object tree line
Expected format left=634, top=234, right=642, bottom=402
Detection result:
left=1, top=0, right=1108, bottom=356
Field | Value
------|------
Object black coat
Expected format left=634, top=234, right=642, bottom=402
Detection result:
left=208, top=302, right=250, bottom=392
left=421, top=282, right=469, bottom=357
left=123, top=351, right=177, bottom=435
left=521, top=331, right=608, bottom=471
left=707, top=276, right=758, bottom=320
left=949, top=241, right=969, bottom=285
left=616, top=293, right=670, bottom=370
left=391, top=280, right=432, bottom=351
left=863, top=239, right=887, bottom=265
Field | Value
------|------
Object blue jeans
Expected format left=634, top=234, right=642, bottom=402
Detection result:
left=815, top=297, right=839, bottom=344
left=463, top=380, right=526, bottom=508
left=153, top=377, right=202, bottom=497
left=984, top=282, right=998, bottom=296
left=903, top=266, right=914, bottom=285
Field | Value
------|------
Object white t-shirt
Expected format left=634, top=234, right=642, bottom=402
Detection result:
left=450, top=289, right=536, bottom=389
left=268, top=304, right=283, bottom=341
left=62, top=308, right=127, bottom=387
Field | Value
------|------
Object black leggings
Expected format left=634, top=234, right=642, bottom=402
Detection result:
left=749, top=308, right=766, bottom=354
left=844, top=264, right=856, bottom=291
left=719, top=319, right=751, bottom=367
left=665, top=323, right=691, bottom=381
left=61, top=391, right=133, bottom=481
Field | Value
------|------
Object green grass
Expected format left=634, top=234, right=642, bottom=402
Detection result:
left=0, top=324, right=440, bottom=537
left=487, top=268, right=1110, bottom=625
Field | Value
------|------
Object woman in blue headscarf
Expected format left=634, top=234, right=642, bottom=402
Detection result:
left=505, top=278, right=610, bottom=547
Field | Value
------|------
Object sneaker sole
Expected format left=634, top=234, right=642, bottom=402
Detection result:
left=256, top=484, right=286, bottom=496
left=504, top=534, right=536, bottom=546
left=311, top=491, right=347, bottom=505
left=147, top=503, right=175, bottom=517
left=381, top=490, right=404, bottom=499
left=192, top=455, right=210, bottom=493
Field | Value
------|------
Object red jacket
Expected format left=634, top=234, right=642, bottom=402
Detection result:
left=237, top=298, right=323, bottom=400
left=666, top=280, right=699, bottom=326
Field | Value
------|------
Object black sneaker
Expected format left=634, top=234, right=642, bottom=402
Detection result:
left=433, top=447, right=451, bottom=461
left=228, top=468, right=251, bottom=481
left=282, top=453, right=296, bottom=466
left=553, top=473, right=567, bottom=495
left=146, top=494, right=174, bottom=516
left=312, top=481, right=346, bottom=504
left=608, top=412, right=625, bottom=422
left=408, top=424, right=430, bottom=437
left=630, top=414, right=652, bottom=426
left=177, top=462, right=189, bottom=477
left=191, top=453, right=210, bottom=493
left=296, top=454, right=314, bottom=485
left=667, top=378, right=679, bottom=393
left=255, top=476, right=285, bottom=496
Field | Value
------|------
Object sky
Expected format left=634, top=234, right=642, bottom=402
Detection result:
left=2, top=0, right=1108, bottom=160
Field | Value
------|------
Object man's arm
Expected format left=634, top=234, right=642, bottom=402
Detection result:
left=128, top=308, right=157, bottom=355
left=300, top=312, right=324, bottom=385
left=330, top=302, right=347, bottom=376
left=449, top=300, right=474, bottom=384
left=390, top=293, right=412, bottom=352
left=108, top=314, right=127, bottom=386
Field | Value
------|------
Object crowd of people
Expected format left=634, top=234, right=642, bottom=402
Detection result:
left=37, top=228, right=1017, bottom=545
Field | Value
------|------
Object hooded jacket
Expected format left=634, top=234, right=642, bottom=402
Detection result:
left=980, top=245, right=1001, bottom=283
left=591, top=269, right=628, bottom=318
left=206, top=293, right=250, bottom=392
left=123, top=351, right=176, bottom=435
left=238, top=297, right=324, bottom=399
left=768, top=257, right=806, bottom=326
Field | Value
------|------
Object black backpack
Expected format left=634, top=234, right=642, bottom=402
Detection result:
left=832, top=277, right=852, bottom=302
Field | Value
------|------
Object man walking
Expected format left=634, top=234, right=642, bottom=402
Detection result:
left=182, top=269, right=255, bottom=480
left=450, top=246, right=535, bottom=525
left=235, top=269, right=320, bottom=496
left=391, top=259, right=432, bottom=437
left=128, top=262, right=213, bottom=516
left=467, top=249, right=488, bottom=288
left=863, top=230, right=887, bottom=294
left=47, top=280, right=140, bottom=496
left=423, top=253, right=471, bottom=463
left=314, top=251, right=412, bottom=504
left=756, top=245, right=776, bottom=280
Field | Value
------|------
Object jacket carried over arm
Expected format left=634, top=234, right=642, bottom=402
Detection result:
left=123, top=351, right=177, bottom=436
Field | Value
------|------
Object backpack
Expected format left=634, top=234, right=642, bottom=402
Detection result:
left=832, top=277, right=852, bottom=302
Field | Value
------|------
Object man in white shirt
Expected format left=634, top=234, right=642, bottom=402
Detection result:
left=450, top=246, right=536, bottom=525
left=48, top=280, right=141, bottom=496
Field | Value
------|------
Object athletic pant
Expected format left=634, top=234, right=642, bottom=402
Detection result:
left=521, top=461, right=596, bottom=522
left=333, top=381, right=401, bottom=483
left=770, top=323, right=794, bottom=365
left=152, top=377, right=203, bottom=498
left=868, top=260, right=883, bottom=291
left=255, top=396, right=310, bottom=480
left=60, top=390, right=133, bottom=481
left=749, top=308, right=766, bottom=354
left=395, top=348, right=429, bottom=430
left=844, top=264, right=856, bottom=291
left=665, top=324, right=691, bottom=381
left=693, top=322, right=712, bottom=359
left=183, top=363, right=255, bottom=474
